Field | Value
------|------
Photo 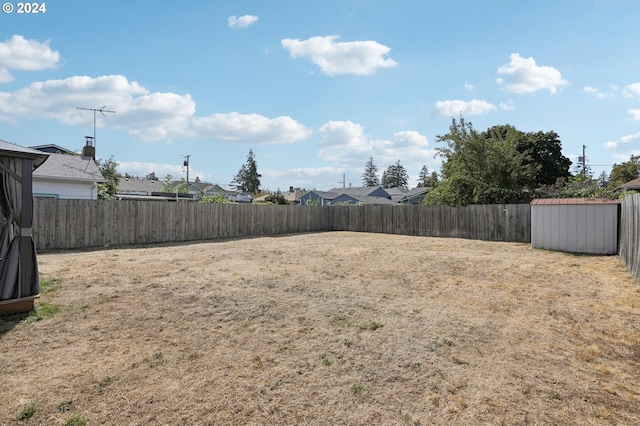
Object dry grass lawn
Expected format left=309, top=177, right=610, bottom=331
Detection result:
left=1, top=232, right=640, bottom=425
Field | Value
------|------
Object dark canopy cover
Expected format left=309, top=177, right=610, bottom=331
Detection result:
left=0, top=141, right=48, bottom=300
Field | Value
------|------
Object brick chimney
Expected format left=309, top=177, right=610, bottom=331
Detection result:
left=82, top=136, right=95, bottom=161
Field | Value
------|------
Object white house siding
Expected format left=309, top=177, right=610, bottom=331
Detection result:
left=33, top=179, right=98, bottom=200
left=531, top=199, right=618, bottom=254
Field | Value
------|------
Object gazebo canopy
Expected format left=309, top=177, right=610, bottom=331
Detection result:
left=0, top=139, right=49, bottom=304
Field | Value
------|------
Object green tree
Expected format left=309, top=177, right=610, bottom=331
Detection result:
left=201, top=194, right=232, bottom=204
left=96, top=157, right=121, bottom=200
left=609, top=155, right=640, bottom=186
left=417, top=165, right=438, bottom=188
left=424, top=117, right=536, bottom=206
left=264, top=193, right=290, bottom=204
left=381, top=160, right=409, bottom=188
left=362, top=157, right=380, bottom=187
left=161, top=174, right=187, bottom=193
left=232, top=149, right=261, bottom=194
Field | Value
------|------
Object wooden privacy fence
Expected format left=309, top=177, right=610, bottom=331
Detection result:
left=619, top=193, right=640, bottom=281
left=32, top=199, right=531, bottom=250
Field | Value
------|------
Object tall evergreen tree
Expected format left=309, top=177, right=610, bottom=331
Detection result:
left=382, top=160, right=409, bottom=188
left=232, top=149, right=261, bottom=194
left=361, top=156, right=380, bottom=187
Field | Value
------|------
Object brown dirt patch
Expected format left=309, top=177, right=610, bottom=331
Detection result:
left=1, top=232, right=640, bottom=425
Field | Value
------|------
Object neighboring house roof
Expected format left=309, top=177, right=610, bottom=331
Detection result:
left=118, top=178, right=164, bottom=195
left=33, top=153, right=103, bottom=182
left=384, top=187, right=409, bottom=195
left=618, top=177, right=640, bottom=191
left=254, top=189, right=306, bottom=203
left=332, top=194, right=396, bottom=205
left=29, top=144, right=77, bottom=155
left=329, top=186, right=392, bottom=198
left=310, top=190, right=340, bottom=200
left=285, top=189, right=306, bottom=203
left=397, top=187, right=430, bottom=204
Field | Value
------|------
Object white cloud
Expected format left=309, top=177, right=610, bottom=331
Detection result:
left=496, top=53, right=568, bottom=94
left=227, top=15, right=259, bottom=29
left=190, top=112, right=312, bottom=143
left=629, top=109, right=640, bottom=121
left=603, top=131, right=640, bottom=150
left=581, top=86, right=605, bottom=99
left=433, top=99, right=497, bottom=117
left=581, top=85, right=619, bottom=99
left=281, top=35, right=397, bottom=76
left=318, top=120, right=435, bottom=167
left=0, top=35, right=60, bottom=82
left=500, top=99, right=516, bottom=111
left=0, top=74, right=312, bottom=143
left=623, top=83, right=640, bottom=97
left=464, top=81, right=475, bottom=91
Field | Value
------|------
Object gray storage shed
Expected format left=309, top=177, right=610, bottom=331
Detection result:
left=530, top=198, right=619, bottom=254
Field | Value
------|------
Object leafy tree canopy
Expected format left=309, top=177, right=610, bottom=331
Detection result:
left=424, top=118, right=536, bottom=206
left=609, top=155, right=640, bottom=186
left=96, top=156, right=121, bottom=200
left=478, top=125, right=572, bottom=186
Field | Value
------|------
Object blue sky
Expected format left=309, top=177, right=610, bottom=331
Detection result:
left=1, top=0, right=639, bottom=191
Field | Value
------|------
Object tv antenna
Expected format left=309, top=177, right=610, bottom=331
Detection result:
left=76, top=105, right=116, bottom=151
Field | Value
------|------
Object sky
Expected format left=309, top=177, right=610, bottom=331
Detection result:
left=1, top=0, right=640, bottom=192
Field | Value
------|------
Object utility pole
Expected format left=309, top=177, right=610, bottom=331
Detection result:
left=76, top=106, right=116, bottom=153
left=339, top=173, right=345, bottom=189
left=183, top=154, right=191, bottom=189
left=582, top=145, right=586, bottom=177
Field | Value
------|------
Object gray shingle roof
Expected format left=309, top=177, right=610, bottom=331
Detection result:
left=329, top=186, right=384, bottom=197
left=118, top=178, right=165, bottom=194
left=33, top=153, right=103, bottom=182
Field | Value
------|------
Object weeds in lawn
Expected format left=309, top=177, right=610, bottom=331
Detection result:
left=16, top=402, right=37, bottom=420
left=57, top=401, right=72, bottom=412
left=343, top=338, right=353, bottom=347
left=253, top=355, right=263, bottom=367
left=549, top=388, right=562, bottom=400
left=351, top=381, right=364, bottom=396
left=40, top=277, right=62, bottom=293
left=433, top=337, right=454, bottom=347
left=64, top=413, right=87, bottom=426
left=23, top=302, right=60, bottom=323
left=265, top=380, right=281, bottom=390
left=321, top=356, right=332, bottom=366
left=151, top=352, right=165, bottom=366
left=331, top=314, right=353, bottom=327
left=359, top=321, right=384, bottom=331
left=95, top=375, right=116, bottom=392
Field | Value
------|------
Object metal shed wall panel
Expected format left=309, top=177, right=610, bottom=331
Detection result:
left=531, top=203, right=618, bottom=254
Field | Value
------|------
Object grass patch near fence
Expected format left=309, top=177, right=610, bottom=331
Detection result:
left=1, top=232, right=639, bottom=425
